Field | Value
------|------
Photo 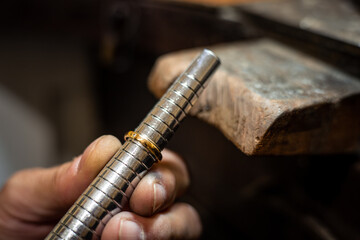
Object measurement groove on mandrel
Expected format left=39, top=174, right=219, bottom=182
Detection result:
left=45, top=49, right=220, bottom=240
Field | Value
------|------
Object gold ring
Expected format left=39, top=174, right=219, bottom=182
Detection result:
left=124, top=131, right=162, bottom=161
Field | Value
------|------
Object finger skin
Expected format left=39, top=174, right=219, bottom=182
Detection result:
left=54, top=135, right=121, bottom=209
left=130, top=149, right=190, bottom=216
left=102, top=203, right=202, bottom=240
left=0, top=135, right=121, bottom=239
left=0, top=137, right=195, bottom=240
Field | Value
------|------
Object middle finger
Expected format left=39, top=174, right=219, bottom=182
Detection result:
left=129, top=149, right=190, bottom=216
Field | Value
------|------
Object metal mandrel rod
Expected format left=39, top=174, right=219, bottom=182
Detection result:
left=45, top=49, right=220, bottom=240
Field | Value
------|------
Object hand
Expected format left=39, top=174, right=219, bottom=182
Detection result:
left=0, top=135, right=201, bottom=239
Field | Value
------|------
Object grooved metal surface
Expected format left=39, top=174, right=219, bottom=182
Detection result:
left=45, top=49, right=220, bottom=240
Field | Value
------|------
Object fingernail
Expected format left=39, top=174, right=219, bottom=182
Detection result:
left=153, top=183, right=166, bottom=213
left=70, top=155, right=82, bottom=174
left=78, top=137, right=99, bottom=170
left=119, top=219, right=145, bottom=240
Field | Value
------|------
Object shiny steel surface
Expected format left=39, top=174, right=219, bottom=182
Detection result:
left=45, top=49, right=220, bottom=240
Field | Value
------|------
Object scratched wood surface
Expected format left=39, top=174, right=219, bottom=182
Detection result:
left=148, top=39, right=360, bottom=155
left=158, top=0, right=261, bottom=7
left=239, top=0, right=360, bottom=55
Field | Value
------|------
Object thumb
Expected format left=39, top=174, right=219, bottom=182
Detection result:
left=0, top=135, right=121, bottom=223
left=53, top=135, right=121, bottom=209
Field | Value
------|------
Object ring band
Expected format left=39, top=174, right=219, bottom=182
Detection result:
left=124, top=131, right=162, bottom=161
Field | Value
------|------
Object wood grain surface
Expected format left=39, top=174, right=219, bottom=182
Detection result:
left=148, top=39, right=360, bottom=155
left=157, top=0, right=261, bottom=7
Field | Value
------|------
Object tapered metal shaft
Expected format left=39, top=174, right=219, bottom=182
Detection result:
left=45, top=49, right=220, bottom=240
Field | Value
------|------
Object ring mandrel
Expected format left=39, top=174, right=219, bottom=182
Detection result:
left=45, top=49, right=220, bottom=240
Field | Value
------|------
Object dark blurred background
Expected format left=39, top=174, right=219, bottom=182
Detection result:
left=0, top=0, right=246, bottom=172
left=1, top=0, right=360, bottom=239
